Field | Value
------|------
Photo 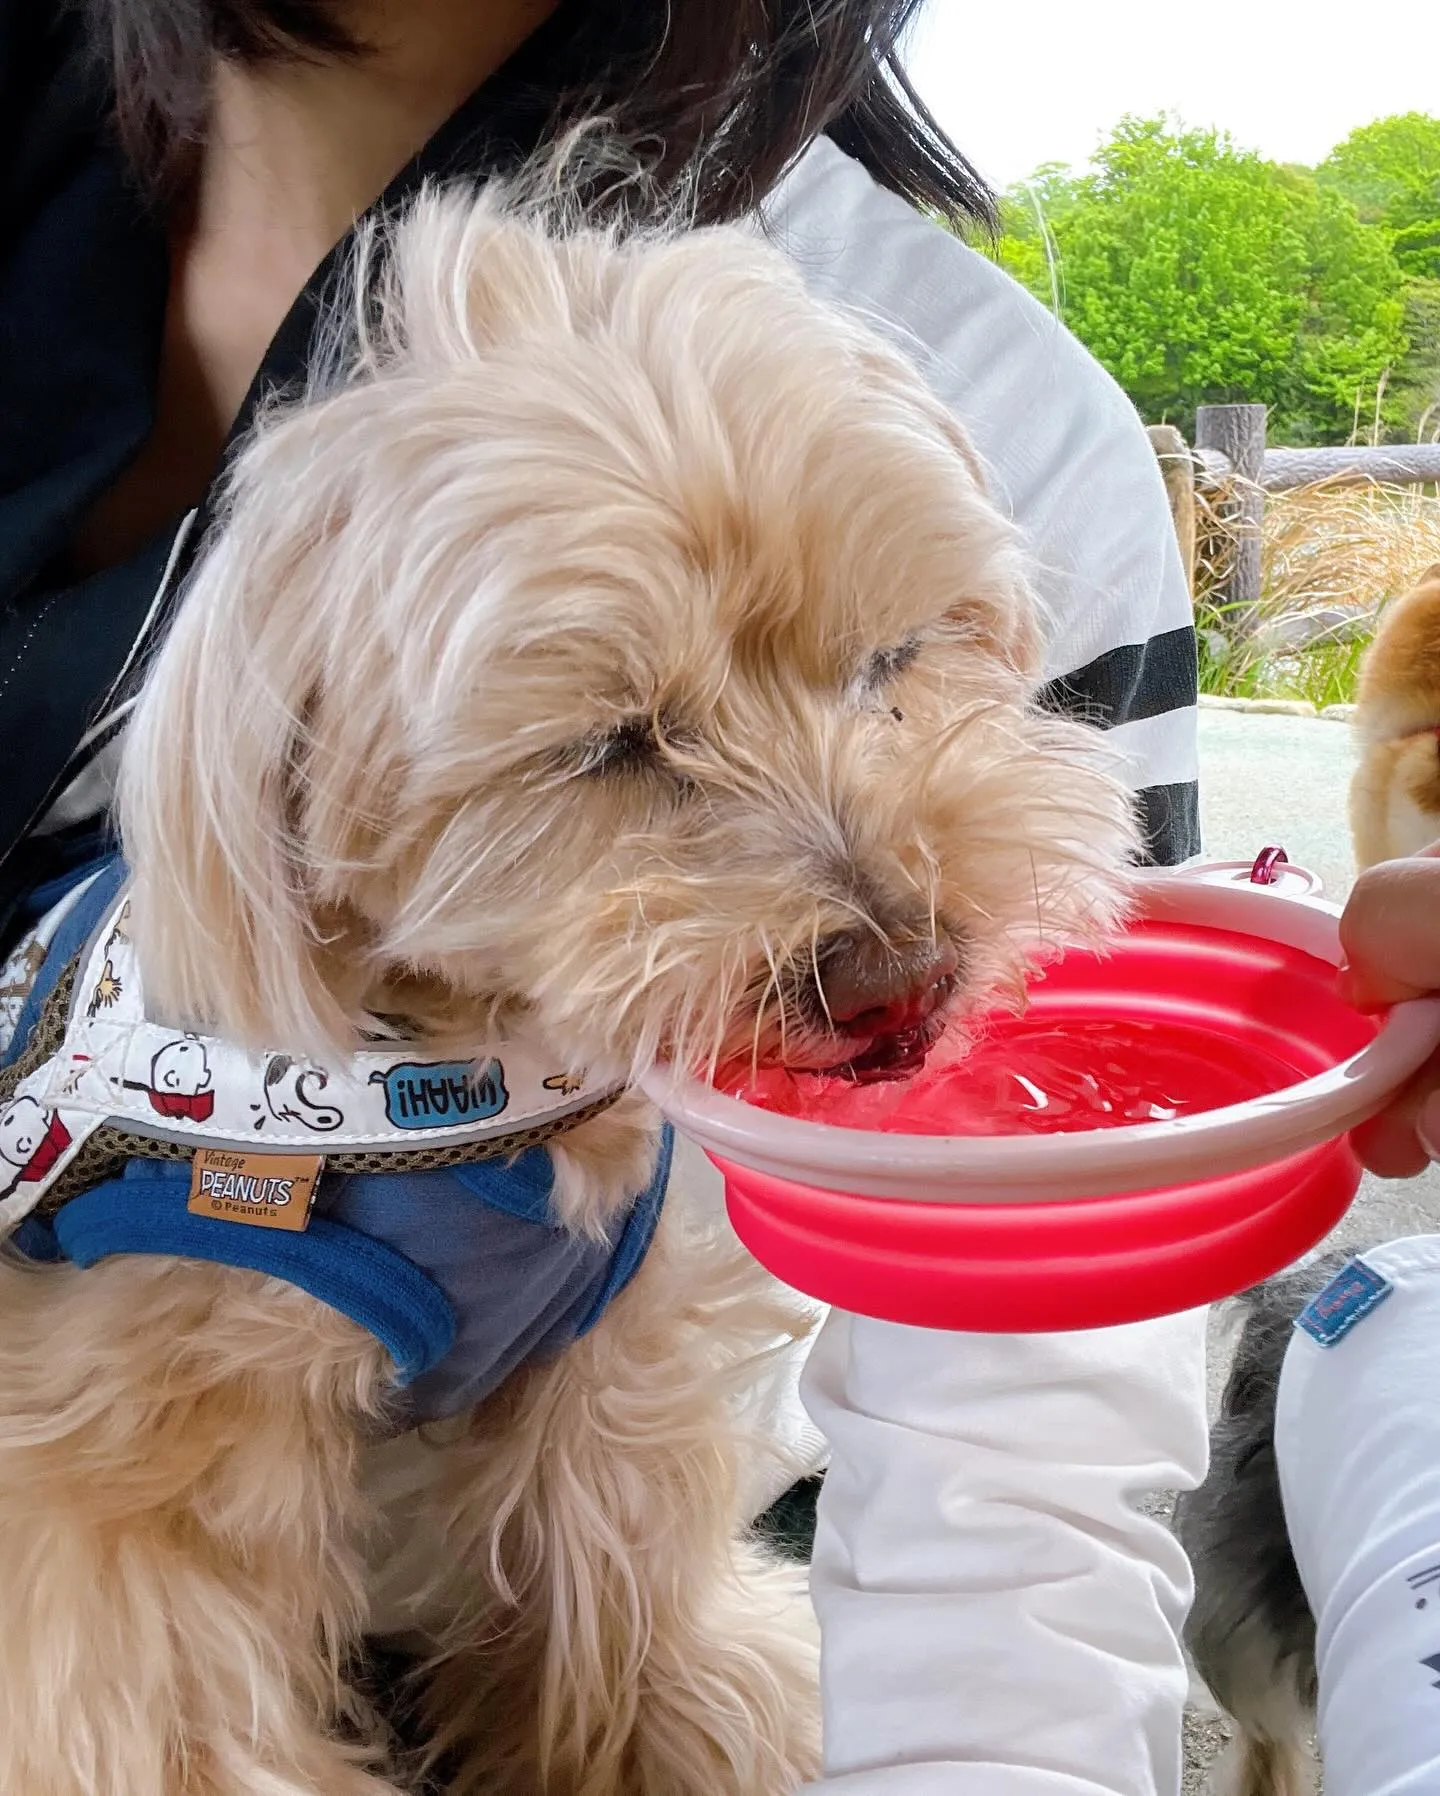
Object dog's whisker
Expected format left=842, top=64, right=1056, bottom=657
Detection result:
left=806, top=926, right=833, bottom=1035
left=748, top=936, right=786, bottom=1083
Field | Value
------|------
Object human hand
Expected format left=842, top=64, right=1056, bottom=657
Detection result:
left=1341, top=843, right=1440, bottom=1176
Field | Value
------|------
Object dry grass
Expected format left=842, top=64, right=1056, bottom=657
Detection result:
left=1196, top=478, right=1440, bottom=704
left=1261, top=479, right=1440, bottom=618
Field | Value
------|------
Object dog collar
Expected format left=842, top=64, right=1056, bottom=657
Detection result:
left=0, top=883, right=620, bottom=1233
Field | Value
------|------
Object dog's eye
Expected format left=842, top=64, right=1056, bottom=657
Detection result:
left=573, top=716, right=660, bottom=777
left=552, top=711, right=701, bottom=786
left=860, top=637, right=922, bottom=689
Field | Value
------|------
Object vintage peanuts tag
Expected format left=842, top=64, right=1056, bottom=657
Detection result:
left=187, top=1149, right=323, bottom=1231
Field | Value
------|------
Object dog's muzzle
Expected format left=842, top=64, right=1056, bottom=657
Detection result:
left=804, top=930, right=961, bottom=1083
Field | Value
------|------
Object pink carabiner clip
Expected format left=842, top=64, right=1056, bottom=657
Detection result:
left=1250, top=846, right=1289, bottom=887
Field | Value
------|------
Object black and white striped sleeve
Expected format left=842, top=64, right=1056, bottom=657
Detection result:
left=767, top=140, right=1201, bottom=868
left=1037, top=628, right=1198, bottom=867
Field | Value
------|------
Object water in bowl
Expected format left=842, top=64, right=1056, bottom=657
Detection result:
left=729, top=1013, right=1300, bottom=1137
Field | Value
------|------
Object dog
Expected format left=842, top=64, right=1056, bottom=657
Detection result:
left=1175, top=1252, right=1361, bottom=1796
left=0, top=174, right=1139, bottom=1794
left=1351, top=564, right=1440, bottom=870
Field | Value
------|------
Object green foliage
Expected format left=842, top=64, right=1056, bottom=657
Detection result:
left=1320, top=115, right=1440, bottom=436
left=1196, top=612, right=1367, bottom=709
left=1393, top=222, right=1440, bottom=282
left=996, top=116, right=1419, bottom=444
left=1391, top=278, right=1440, bottom=438
left=1319, top=113, right=1440, bottom=241
left=1292, top=185, right=1410, bottom=439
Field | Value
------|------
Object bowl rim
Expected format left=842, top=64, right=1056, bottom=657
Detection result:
left=640, top=869, right=1440, bottom=1205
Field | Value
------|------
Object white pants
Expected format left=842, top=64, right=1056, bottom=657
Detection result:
left=669, top=1139, right=1210, bottom=1792
left=1276, top=1234, right=1440, bottom=1796
left=799, top=1309, right=1209, bottom=1795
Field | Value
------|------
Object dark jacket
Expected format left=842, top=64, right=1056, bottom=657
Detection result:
left=0, top=3, right=581, bottom=943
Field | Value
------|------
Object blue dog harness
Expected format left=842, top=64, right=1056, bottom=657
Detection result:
left=0, top=859, right=670, bottom=1424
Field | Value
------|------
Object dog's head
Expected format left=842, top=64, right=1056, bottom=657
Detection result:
left=120, top=186, right=1138, bottom=1085
left=1357, top=563, right=1440, bottom=744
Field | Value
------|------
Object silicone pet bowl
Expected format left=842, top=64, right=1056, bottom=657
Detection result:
left=644, top=852, right=1440, bottom=1332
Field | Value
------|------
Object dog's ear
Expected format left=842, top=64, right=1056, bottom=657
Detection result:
left=851, top=342, right=1042, bottom=680
left=373, top=185, right=606, bottom=373
left=118, top=410, right=393, bottom=1057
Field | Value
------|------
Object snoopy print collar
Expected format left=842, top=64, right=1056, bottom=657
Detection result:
left=0, top=882, right=616, bottom=1234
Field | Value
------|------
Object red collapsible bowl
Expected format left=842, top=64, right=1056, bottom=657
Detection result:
left=644, top=864, right=1440, bottom=1332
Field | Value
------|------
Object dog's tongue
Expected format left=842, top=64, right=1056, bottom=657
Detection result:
left=827, top=1024, right=934, bottom=1083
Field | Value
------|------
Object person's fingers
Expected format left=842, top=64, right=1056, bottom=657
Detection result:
left=1336, top=963, right=1416, bottom=1012
left=1352, top=1047, right=1440, bottom=1177
left=1338, top=845, right=1440, bottom=1011
left=1353, top=1106, right=1433, bottom=1179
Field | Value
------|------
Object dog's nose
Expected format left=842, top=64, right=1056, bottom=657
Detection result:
left=816, top=933, right=959, bottom=1037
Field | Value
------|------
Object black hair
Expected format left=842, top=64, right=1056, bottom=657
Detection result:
left=77, top=0, right=996, bottom=231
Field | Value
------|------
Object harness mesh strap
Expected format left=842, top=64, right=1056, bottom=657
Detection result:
left=0, top=951, right=623, bottom=1218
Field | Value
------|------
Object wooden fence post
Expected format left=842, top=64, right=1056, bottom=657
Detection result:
left=1195, top=403, right=1267, bottom=633
left=1146, top=423, right=1197, bottom=596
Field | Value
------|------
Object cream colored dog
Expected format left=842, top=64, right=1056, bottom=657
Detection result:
left=0, top=177, right=1138, bottom=1794
left=1351, top=563, right=1440, bottom=869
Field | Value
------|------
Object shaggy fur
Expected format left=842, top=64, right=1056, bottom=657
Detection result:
left=0, top=174, right=1140, bottom=1793
left=1351, top=564, right=1440, bottom=870
left=1176, top=1252, right=1361, bottom=1796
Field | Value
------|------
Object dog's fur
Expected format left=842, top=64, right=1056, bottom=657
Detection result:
left=1176, top=1251, right=1363, bottom=1796
left=1350, top=564, right=1440, bottom=870
left=0, top=176, right=1139, bottom=1793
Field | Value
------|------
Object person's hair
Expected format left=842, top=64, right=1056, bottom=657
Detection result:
left=78, top=0, right=995, bottom=230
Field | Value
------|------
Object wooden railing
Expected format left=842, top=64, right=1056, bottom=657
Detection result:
left=1147, top=404, right=1440, bottom=633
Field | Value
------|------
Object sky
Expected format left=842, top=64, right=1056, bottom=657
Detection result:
left=905, top=0, right=1440, bottom=193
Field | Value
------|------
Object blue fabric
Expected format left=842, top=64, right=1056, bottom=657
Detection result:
left=11, top=1214, right=61, bottom=1261
left=17, top=834, right=120, bottom=927
left=1, top=851, right=125, bottom=1071
left=451, top=1143, right=567, bottom=1224
left=446, top=1123, right=674, bottom=1336
left=1297, top=1256, right=1395, bottom=1348
left=48, top=1162, right=456, bottom=1385
left=29, top=1140, right=673, bottom=1419
left=2, top=857, right=675, bottom=1419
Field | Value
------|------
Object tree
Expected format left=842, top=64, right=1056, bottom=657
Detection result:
left=1291, top=184, right=1411, bottom=440
left=997, top=117, right=1411, bottom=443
left=1321, top=115, right=1440, bottom=433
left=1320, top=113, right=1440, bottom=241
left=1390, top=279, right=1440, bottom=439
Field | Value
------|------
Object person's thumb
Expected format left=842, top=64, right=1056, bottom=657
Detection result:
left=1339, top=845, right=1440, bottom=1010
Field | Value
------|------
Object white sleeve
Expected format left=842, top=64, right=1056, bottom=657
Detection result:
left=760, top=141, right=1209, bottom=1796
left=1276, top=1235, right=1440, bottom=1796
left=799, top=1310, right=1208, bottom=1796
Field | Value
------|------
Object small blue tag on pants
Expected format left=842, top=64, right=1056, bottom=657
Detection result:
left=1296, top=1256, right=1394, bottom=1347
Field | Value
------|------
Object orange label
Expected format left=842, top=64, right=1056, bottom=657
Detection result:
left=187, top=1149, right=322, bottom=1231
